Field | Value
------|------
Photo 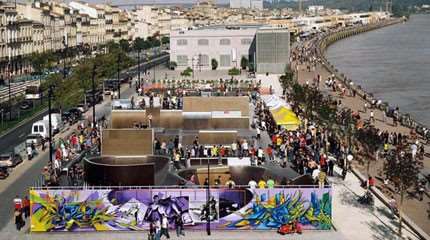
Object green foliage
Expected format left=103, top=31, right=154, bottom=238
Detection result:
left=280, top=65, right=295, bottom=90
left=146, top=36, right=160, bottom=48
left=161, top=36, right=170, bottom=45
left=240, top=56, right=249, bottom=70
left=30, top=51, right=56, bottom=74
left=132, top=37, right=146, bottom=51
left=228, top=67, right=241, bottom=76
left=119, top=39, right=130, bottom=52
left=180, top=67, right=193, bottom=77
left=383, top=149, right=421, bottom=193
left=42, top=47, right=135, bottom=109
left=211, top=58, right=218, bottom=70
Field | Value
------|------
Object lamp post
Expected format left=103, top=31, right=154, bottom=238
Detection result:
left=91, top=63, right=97, bottom=129
left=137, top=48, right=141, bottom=88
left=206, top=159, right=211, bottom=236
left=8, top=61, right=12, bottom=121
left=48, top=86, right=53, bottom=166
left=117, top=53, right=121, bottom=99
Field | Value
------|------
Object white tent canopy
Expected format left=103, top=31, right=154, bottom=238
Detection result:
left=261, top=95, right=291, bottom=110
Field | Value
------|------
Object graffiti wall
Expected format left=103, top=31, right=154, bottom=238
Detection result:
left=30, top=187, right=332, bottom=232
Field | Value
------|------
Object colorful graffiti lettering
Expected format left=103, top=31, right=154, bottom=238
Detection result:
left=30, top=188, right=332, bottom=232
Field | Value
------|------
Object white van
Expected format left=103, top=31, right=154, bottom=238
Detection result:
left=43, top=113, right=63, bottom=134
left=31, top=120, right=50, bottom=139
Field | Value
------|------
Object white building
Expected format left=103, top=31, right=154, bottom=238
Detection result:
left=230, top=0, right=263, bottom=10
left=170, top=25, right=259, bottom=70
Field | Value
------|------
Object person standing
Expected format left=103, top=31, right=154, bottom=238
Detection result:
left=22, top=196, right=30, bottom=219
left=248, top=179, right=257, bottom=190
left=370, top=111, right=375, bottom=123
left=160, top=214, right=170, bottom=239
left=174, top=214, right=185, bottom=237
left=14, top=209, right=24, bottom=231
left=267, top=178, right=275, bottom=189
left=318, top=170, right=327, bottom=189
left=258, top=178, right=266, bottom=189
left=13, top=195, right=22, bottom=212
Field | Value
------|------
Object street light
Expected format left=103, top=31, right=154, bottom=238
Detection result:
left=91, top=63, right=97, bottom=129
left=8, top=61, right=12, bottom=121
left=137, top=48, right=141, bottom=88
left=48, top=85, right=53, bottom=166
left=117, top=53, right=121, bottom=99
left=206, top=158, right=211, bottom=236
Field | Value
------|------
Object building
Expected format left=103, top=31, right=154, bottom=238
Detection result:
left=170, top=25, right=260, bottom=70
left=254, top=27, right=290, bottom=74
left=230, top=0, right=263, bottom=10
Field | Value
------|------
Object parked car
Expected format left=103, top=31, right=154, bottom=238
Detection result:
left=26, top=134, right=43, bottom=147
left=0, top=167, right=9, bottom=179
left=0, top=153, right=23, bottom=168
left=20, top=100, right=33, bottom=110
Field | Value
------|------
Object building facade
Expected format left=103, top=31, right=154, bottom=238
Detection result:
left=230, top=0, right=263, bottom=10
left=170, top=25, right=259, bottom=70
left=255, top=27, right=290, bottom=74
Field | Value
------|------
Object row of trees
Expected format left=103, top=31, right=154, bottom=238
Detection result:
left=41, top=41, right=136, bottom=109
left=280, top=65, right=422, bottom=235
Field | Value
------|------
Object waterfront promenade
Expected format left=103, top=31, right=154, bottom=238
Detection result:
left=293, top=25, right=430, bottom=235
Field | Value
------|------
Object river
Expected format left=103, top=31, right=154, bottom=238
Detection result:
left=326, top=14, right=430, bottom=127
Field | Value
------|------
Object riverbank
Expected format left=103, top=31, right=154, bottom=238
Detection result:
left=317, top=18, right=429, bottom=132
left=293, top=20, right=430, bottom=238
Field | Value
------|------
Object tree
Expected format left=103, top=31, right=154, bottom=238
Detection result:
left=280, top=65, right=295, bottom=91
left=161, top=36, right=170, bottom=45
left=119, top=39, right=130, bottom=52
left=211, top=59, right=218, bottom=70
left=383, top=148, right=421, bottom=235
left=240, top=56, right=248, bottom=70
left=355, top=126, right=383, bottom=175
left=228, top=67, right=240, bottom=76
left=180, top=67, right=193, bottom=77
left=133, top=37, right=145, bottom=52
left=30, top=52, right=47, bottom=74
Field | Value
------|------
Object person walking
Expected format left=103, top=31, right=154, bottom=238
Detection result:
left=160, top=214, right=170, bottom=239
left=14, top=208, right=24, bottom=231
left=22, top=196, right=30, bottom=219
left=174, top=214, right=185, bottom=237
left=154, top=219, right=162, bottom=240
left=370, top=111, right=375, bottom=123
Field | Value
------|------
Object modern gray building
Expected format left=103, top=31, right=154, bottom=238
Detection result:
left=255, top=27, right=290, bottom=74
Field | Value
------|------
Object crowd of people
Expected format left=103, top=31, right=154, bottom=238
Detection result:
left=39, top=120, right=101, bottom=187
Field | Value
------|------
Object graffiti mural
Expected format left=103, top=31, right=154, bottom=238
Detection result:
left=30, top=187, right=332, bottom=232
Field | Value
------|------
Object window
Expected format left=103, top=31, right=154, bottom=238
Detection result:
left=220, top=54, right=231, bottom=67
left=219, top=38, right=230, bottom=45
left=241, top=38, right=252, bottom=45
left=197, top=39, right=209, bottom=46
left=200, top=54, right=209, bottom=66
left=177, top=55, right=188, bottom=66
left=177, top=39, right=187, bottom=46
left=33, top=125, right=38, bottom=132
